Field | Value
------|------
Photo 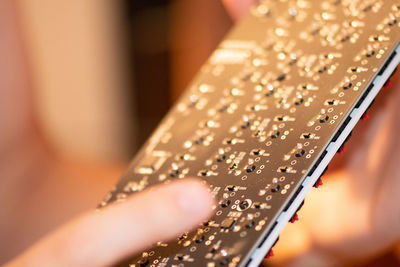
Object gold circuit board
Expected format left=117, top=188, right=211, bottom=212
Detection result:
left=100, top=1, right=400, bottom=266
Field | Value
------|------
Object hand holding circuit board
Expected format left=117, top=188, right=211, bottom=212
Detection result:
left=5, top=1, right=400, bottom=267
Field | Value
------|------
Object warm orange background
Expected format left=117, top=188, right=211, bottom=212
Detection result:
left=1, top=0, right=399, bottom=266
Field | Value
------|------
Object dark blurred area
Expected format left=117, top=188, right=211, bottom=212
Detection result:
left=124, top=0, right=232, bottom=146
left=124, top=0, right=171, bottom=145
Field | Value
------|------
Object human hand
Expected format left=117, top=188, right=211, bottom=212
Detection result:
left=222, top=1, right=400, bottom=265
left=4, top=179, right=214, bottom=267
left=1, top=2, right=215, bottom=265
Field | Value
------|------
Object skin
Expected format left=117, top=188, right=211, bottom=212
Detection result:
left=2, top=0, right=400, bottom=266
left=1, top=1, right=214, bottom=266
left=5, top=179, right=214, bottom=267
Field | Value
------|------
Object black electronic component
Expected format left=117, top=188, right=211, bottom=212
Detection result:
left=220, top=218, right=236, bottom=230
left=195, top=235, right=205, bottom=243
left=226, top=185, right=236, bottom=191
left=220, top=199, right=231, bottom=208
left=136, top=258, right=149, bottom=267
left=239, top=200, right=251, bottom=210
left=295, top=149, right=305, bottom=158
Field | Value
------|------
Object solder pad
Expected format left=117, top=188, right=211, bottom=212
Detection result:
left=99, top=1, right=400, bottom=266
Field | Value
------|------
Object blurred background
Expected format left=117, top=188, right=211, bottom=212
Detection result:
left=14, top=0, right=232, bottom=161
left=1, top=0, right=400, bottom=266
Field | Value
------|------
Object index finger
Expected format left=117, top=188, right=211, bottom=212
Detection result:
left=6, top=179, right=214, bottom=267
left=222, top=0, right=256, bottom=20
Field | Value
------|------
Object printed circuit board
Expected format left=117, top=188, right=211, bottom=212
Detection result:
left=100, top=1, right=400, bottom=266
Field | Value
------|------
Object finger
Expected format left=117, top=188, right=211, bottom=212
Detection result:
left=0, top=0, right=34, bottom=155
left=222, top=0, right=256, bottom=20
left=7, top=179, right=214, bottom=267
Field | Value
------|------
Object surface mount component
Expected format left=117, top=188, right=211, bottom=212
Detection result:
left=100, top=1, right=400, bottom=266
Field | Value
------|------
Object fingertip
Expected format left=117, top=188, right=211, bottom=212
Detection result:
left=174, top=178, right=215, bottom=222
left=116, top=178, right=215, bottom=242
left=8, top=179, right=216, bottom=267
left=222, top=0, right=256, bottom=21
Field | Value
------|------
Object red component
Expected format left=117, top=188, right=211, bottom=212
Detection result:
left=265, top=249, right=274, bottom=259
left=290, top=213, right=299, bottom=223
left=314, top=178, right=323, bottom=188
left=384, top=78, right=393, bottom=89
left=338, top=144, right=347, bottom=154
left=361, top=111, right=370, bottom=121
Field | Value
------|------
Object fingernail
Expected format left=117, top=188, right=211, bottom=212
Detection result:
left=177, top=182, right=213, bottom=216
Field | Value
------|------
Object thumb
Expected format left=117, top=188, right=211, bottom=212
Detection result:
left=6, top=179, right=214, bottom=267
left=222, top=0, right=256, bottom=21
